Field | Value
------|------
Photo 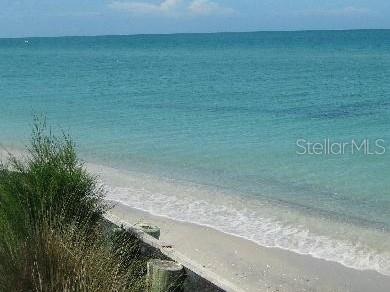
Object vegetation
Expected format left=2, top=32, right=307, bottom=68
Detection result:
left=0, top=119, right=147, bottom=291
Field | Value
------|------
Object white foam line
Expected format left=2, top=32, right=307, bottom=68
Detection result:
left=103, top=183, right=390, bottom=277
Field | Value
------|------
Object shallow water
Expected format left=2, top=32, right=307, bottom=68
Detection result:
left=1, top=30, right=390, bottom=275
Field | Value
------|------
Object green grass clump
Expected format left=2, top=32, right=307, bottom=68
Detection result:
left=0, top=119, right=146, bottom=291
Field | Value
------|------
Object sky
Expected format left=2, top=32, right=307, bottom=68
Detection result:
left=0, top=0, right=389, bottom=37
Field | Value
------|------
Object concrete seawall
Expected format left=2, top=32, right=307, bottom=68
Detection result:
left=104, top=213, right=242, bottom=292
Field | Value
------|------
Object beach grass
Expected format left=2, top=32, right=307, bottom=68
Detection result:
left=0, top=118, right=147, bottom=291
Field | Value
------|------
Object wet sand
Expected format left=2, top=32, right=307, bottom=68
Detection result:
left=109, top=201, right=390, bottom=292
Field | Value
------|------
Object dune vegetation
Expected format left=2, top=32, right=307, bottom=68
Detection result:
left=0, top=119, right=147, bottom=292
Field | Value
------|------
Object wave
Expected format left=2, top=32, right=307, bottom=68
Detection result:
left=88, top=162, right=390, bottom=277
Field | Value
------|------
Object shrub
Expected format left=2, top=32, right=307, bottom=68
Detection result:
left=0, top=118, right=145, bottom=291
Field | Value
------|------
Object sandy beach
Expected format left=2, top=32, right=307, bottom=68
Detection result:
left=2, top=150, right=389, bottom=291
left=109, top=201, right=390, bottom=292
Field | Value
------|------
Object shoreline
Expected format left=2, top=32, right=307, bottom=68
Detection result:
left=2, top=149, right=390, bottom=290
left=109, top=201, right=390, bottom=292
left=87, top=161, right=390, bottom=278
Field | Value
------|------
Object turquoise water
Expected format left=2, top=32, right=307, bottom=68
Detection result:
left=1, top=30, right=390, bottom=274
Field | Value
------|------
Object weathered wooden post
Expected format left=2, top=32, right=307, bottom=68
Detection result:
left=147, top=259, right=185, bottom=292
left=135, top=222, right=161, bottom=239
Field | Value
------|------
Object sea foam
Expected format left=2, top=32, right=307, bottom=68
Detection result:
left=88, top=163, right=390, bottom=277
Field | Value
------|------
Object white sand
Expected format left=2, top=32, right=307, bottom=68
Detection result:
left=109, top=202, right=390, bottom=292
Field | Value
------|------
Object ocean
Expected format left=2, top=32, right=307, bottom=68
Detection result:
left=1, top=30, right=390, bottom=275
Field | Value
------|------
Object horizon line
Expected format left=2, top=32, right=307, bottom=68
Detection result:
left=1, top=28, right=389, bottom=40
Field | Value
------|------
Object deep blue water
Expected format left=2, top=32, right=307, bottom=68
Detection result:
left=1, top=30, right=390, bottom=273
